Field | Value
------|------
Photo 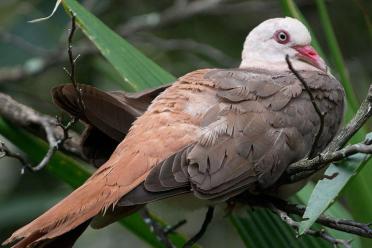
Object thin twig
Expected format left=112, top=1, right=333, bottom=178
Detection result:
left=286, top=55, right=325, bottom=158
left=269, top=203, right=352, bottom=248
left=0, top=115, right=75, bottom=173
left=269, top=197, right=372, bottom=239
left=64, top=13, right=85, bottom=112
left=287, top=134, right=372, bottom=176
left=0, top=141, right=30, bottom=173
left=140, top=208, right=175, bottom=248
left=183, top=206, right=214, bottom=248
left=0, top=15, right=84, bottom=172
left=26, top=117, right=59, bottom=172
left=0, top=93, right=82, bottom=156
left=56, top=116, right=79, bottom=145
left=24, top=14, right=83, bottom=171
left=164, top=219, right=187, bottom=235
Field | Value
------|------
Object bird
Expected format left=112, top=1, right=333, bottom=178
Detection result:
left=3, top=17, right=344, bottom=248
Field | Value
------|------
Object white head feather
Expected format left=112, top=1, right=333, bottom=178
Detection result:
left=240, top=17, right=326, bottom=72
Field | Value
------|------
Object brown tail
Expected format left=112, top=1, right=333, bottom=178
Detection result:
left=37, top=220, right=91, bottom=248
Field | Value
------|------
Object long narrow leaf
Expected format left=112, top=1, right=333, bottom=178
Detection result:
left=296, top=185, right=362, bottom=247
left=298, top=154, right=370, bottom=234
left=230, top=209, right=330, bottom=248
left=315, top=0, right=359, bottom=112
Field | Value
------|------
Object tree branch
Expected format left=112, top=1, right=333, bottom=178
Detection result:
left=276, top=201, right=372, bottom=238
left=140, top=208, right=175, bottom=248
left=0, top=92, right=83, bottom=172
left=0, top=92, right=81, bottom=156
left=269, top=203, right=352, bottom=248
left=64, top=14, right=85, bottom=113
left=287, top=134, right=372, bottom=176
left=0, top=141, right=30, bottom=172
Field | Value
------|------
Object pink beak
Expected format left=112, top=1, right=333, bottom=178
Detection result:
left=293, top=45, right=327, bottom=72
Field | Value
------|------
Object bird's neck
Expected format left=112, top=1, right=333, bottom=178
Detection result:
left=239, top=58, right=320, bottom=72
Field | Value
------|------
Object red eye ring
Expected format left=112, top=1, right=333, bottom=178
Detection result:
left=274, top=30, right=290, bottom=44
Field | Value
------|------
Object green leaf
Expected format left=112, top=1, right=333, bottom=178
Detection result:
left=229, top=183, right=362, bottom=248
left=297, top=184, right=362, bottom=248
left=299, top=153, right=371, bottom=235
left=314, top=0, right=359, bottom=112
left=63, top=0, right=175, bottom=92
left=230, top=208, right=330, bottom=248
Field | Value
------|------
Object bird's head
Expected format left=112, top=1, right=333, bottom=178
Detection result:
left=240, top=17, right=327, bottom=72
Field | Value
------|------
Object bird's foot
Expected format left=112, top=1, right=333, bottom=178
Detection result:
left=140, top=208, right=187, bottom=248
left=183, top=206, right=215, bottom=248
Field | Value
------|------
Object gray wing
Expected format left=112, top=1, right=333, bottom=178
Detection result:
left=119, top=69, right=344, bottom=205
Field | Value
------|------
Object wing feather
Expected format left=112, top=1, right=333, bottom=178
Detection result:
left=123, top=68, right=345, bottom=203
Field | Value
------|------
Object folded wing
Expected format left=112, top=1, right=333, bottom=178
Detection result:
left=120, top=68, right=344, bottom=205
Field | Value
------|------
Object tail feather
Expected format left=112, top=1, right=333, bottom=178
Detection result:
left=3, top=81, right=181, bottom=248
left=33, top=220, right=90, bottom=248
left=3, top=148, right=149, bottom=248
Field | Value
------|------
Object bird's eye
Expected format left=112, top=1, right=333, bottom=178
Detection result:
left=274, top=30, right=290, bottom=44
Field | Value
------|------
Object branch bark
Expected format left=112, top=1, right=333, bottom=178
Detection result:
left=0, top=92, right=82, bottom=158
left=269, top=204, right=352, bottom=248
